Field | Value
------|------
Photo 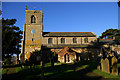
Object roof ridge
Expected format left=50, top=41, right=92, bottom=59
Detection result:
left=100, top=39, right=115, bottom=40
left=91, top=32, right=97, bottom=36
left=43, top=32, right=93, bottom=33
left=43, top=32, right=97, bottom=37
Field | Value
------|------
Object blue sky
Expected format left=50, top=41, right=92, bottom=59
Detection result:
left=2, top=2, right=119, bottom=37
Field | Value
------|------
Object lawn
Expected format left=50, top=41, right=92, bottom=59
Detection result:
left=93, top=63, right=120, bottom=78
left=2, top=61, right=120, bottom=80
left=2, top=68, right=8, bottom=75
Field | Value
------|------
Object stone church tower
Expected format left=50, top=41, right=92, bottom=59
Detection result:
left=20, top=6, right=43, bottom=62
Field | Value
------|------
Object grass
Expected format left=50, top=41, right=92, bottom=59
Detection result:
left=2, top=68, right=8, bottom=75
left=16, top=67, right=22, bottom=72
left=92, top=63, right=120, bottom=78
left=117, top=63, right=120, bottom=68
left=2, top=61, right=120, bottom=80
left=74, top=61, right=120, bottom=78
left=93, top=69, right=120, bottom=78
left=14, top=61, right=97, bottom=80
left=2, top=62, right=64, bottom=80
left=14, top=63, right=73, bottom=80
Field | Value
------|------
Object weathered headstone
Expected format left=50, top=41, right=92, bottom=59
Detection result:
left=101, top=59, right=104, bottom=71
left=111, top=56, right=118, bottom=66
left=101, top=58, right=110, bottom=73
left=112, top=63, right=118, bottom=75
left=97, top=65, right=101, bottom=70
left=21, top=65, right=24, bottom=69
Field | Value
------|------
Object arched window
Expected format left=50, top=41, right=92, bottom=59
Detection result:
left=61, top=38, right=65, bottom=43
left=73, top=38, right=77, bottom=43
left=32, top=38, right=34, bottom=41
left=84, top=38, right=88, bottom=43
left=64, top=53, right=69, bottom=63
left=48, top=38, right=52, bottom=44
left=31, top=15, right=36, bottom=23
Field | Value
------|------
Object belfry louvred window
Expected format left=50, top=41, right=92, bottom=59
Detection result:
left=31, top=15, right=36, bottom=23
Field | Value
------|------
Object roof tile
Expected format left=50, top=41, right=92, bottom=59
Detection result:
left=43, top=32, right=96, bottom=37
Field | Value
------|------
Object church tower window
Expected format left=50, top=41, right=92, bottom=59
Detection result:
left=31, top=15, right=36, bottom=23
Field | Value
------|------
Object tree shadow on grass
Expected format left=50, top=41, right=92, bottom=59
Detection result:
left=2, top=60, right=109, bottom=80
left=43, top=60, right=107, bottom=80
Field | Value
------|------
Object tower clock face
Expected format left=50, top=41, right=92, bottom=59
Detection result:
left=31, top=30, right=35, bottom=34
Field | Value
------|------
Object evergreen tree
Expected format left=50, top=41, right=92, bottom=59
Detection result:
left=99, top=28, right=120, bottom=43
left=2, top=18, right=22, bottom=61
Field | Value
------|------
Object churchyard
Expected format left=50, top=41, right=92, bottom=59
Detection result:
left=1, top=59, right=120, bottom=80
left=2, top=42, right=120, bottom=80
left=1, top=1, right=120, bottom=80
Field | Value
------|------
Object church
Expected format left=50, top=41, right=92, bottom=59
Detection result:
left=19, top=6, right=100, bottom=63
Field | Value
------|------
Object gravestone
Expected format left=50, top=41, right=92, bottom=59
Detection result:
left=111, top=56, right=118, bottom=66
left=101, top=58, right=110, bottom=73
left=112, top=63, right=118, bottom=75
left=101, top=59, right=104, bottom=71
left=97, top=65, right=101, bottom=70
left=21, top=65, right=24, bottom=69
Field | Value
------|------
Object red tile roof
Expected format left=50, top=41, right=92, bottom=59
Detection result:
left=99, top=39, right=115, bottom=40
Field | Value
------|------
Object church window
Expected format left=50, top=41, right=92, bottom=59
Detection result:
left=73, top=38, right=77, bottom=43
left=31, top=15, right=36, bottom=23
left=32, top=38, right=34, bottom=41
left=61, top=38, right=65, bottom=43
left=48, top=38, right=52, bottom=44
left=84, top=38, right=88, bottom=43
left=64, top=53, right=69, bottom=62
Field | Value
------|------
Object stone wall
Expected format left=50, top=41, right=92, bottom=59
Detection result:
left=51, top=47, right=100, bottom=62
left=20, top=8, right=43, bottom=62
left=25, top=10, right=42, bottom=25
left=42, top=37, right=97, bottom=45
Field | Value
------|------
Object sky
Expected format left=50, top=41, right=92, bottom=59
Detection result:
left=2, top=2, right=119, bottom=37
left=1, top=0, right=118, bottom=2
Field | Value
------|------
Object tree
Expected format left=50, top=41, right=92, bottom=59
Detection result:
left=2, top=18, right=22, bottom=61
left=0, top=10, right=2, bottom=15
left=118, top=0, right=120, bottom=7
left=99, top=28, right=120, bottom=43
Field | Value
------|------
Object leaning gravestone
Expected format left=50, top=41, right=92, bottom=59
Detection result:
left=101, top=58, right=110, bottom=73
left=111, top=56, right=118, bottom=66
left=112, top=63, right=118, bottom=75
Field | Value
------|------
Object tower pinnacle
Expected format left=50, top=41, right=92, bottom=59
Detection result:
left=25, top=6, right=27, bottom=10
left=41, top=6, right=42, bottom=12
